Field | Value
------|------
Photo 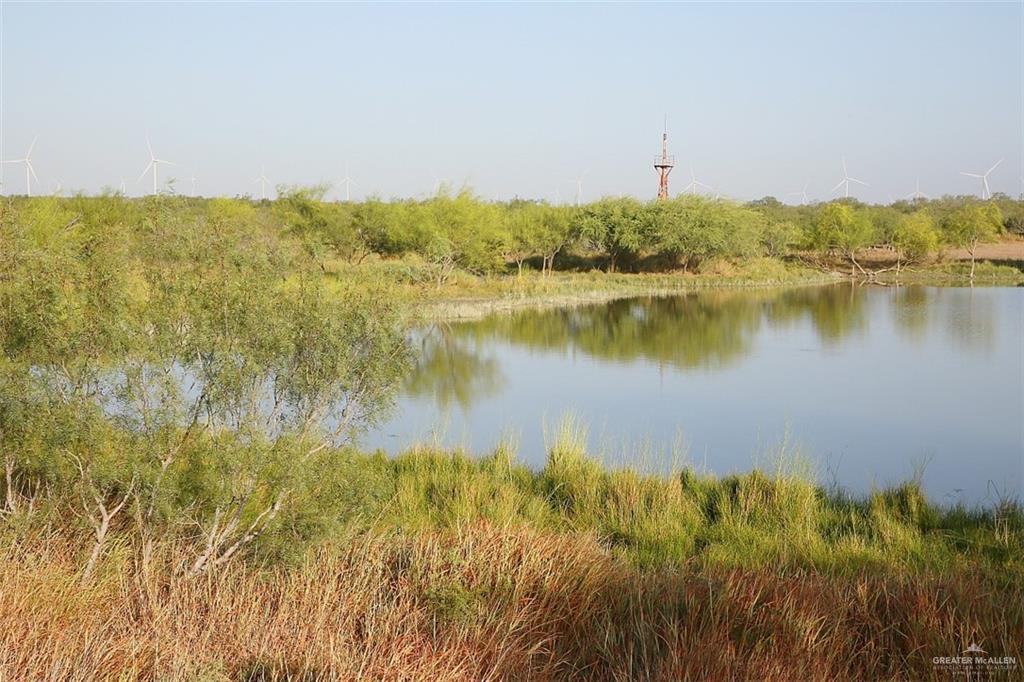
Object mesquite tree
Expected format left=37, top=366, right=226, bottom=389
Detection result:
left=0, top=194, right=411, bottom=576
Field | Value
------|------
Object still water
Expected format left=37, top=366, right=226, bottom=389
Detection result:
left=364, top=285, right=1022, bottom=504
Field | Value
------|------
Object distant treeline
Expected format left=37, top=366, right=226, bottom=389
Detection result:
left=3, top=190, right=1021, bottom=284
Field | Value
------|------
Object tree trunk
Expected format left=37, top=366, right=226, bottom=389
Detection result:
left=80, top=487, right=132, bottom=585
left=82, top=515, right=111, bottom=583
left=4, top=454, right=18, bottom=514
left=188, top=498, right=281, bottom=575
left=969, top=240, right=977, bottom=280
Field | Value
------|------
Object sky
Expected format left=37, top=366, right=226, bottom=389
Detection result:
left=1, top=1, right=1022, bottom=204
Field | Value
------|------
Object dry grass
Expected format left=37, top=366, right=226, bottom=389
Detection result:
left=2, top=524, right=1020, bottom=681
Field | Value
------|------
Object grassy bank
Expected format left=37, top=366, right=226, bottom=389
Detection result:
left=3, top=428, right=1021, bottom=680
left=873, top=260, right=1024, bottom=286
left=323, top=254, right=1022, bottom=322
left=325, top=256, right=840, bottom=320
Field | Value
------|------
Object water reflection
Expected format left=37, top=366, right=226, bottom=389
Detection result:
left=466, top=292, right=762, bottom=369
left=768, top=284, right=868, bottom=345
left=943, top=288, right=996, bottom=354
left=380, top=285, right=1020, bottom=503
left=408, top=284, right=878, bottom=406
left=891, top=286, right=930, bottom=341
left=403, top=326, right=504, bottom=410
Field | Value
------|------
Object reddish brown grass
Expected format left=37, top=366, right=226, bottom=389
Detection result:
left=1, top=525, right=1020, bottom=681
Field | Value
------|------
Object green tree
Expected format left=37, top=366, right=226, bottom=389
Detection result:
left=655, top=196, right=764, bottom=271
left=891, top=210, right=939, bottom=276
left=811, top=202, right=876, bottom=274
left=0, top=195, right=412, bottom=575
left=534, top=205, right=576, bottom=276
left=500, top=202, right=543, bottom=277
left=943, top=204, right=1003, bottom=279
left=275, top=185, right=370, bottom=264
left=576, top=197, right=654, bottom=272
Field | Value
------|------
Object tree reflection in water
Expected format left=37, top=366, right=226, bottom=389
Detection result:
left=403, top=324, right=505, bottom=410
left=405, top=285, right=881, bottom=407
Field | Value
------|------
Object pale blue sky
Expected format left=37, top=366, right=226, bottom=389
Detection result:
left=2, top=1, right=1021, bottom=203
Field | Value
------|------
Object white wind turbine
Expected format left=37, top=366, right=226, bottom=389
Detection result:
left=254, top=166, right=271, bottom=200
left=3, top=137, right=39, bottom=196
left=960, top=159, right=1002, bottom=200
left=119, top=177, right=127, bottom=195
left=570, top=170, right=588, bottom=206
left=905, top=178, right=929, bottom=201
left=788, top=182, right=810, bottom=205
left=682, top=165, right=712, bottom=195
left=830, top=156, right=868, bottom=198
left=138, top=136, right=174, bottom=195
left=339, top=163, right=357, bottom=201
left=427, top=169, right=449, bottom=196
left=189, top=175, right=197, bottom=197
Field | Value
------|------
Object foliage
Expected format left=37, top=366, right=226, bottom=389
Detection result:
left=576, top=197, right=653, bottom=272
left=0, top=189, right=1020, bottom=675
left=943, top=204, right=1003, bottom=249
left=810, top=202, right=876, bottom=269
left=942, top=204, right=1004, bottom=278
left=0, top=194, right=411, bottom=572
left=654, top=196, right=765, bottom=270
left=892, top=210, right=940, bottom=266
left=0, top=188, right=1019, bottom=573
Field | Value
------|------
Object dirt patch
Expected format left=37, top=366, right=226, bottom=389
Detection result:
left=943, top=240, right=1024, bottom=261
left=858, top=239, right=1024, bottom=265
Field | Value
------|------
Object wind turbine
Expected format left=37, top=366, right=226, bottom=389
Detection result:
left=189, top=175, right=197, bottom=197
left=119, top=177, right=127, bottom=195
left=829, top=156, right=868, bottom=198
left=960, top=159, right=1002, bottom=200
left=138, top=136, right=174, bottom=195
left=427, top=169, right=449, bottom=196
left=3, top=137, right=39, bottom=196
left=339, top=163, right=357, bottom=201
left=905, top=178, right=929, bottom=201
left=254, top=166, right=271, bottom=200
left=570, top=170, right=588, bottom=206
left=681, top=165, right=712, bottom=195
left=788, top=182, right=810, bottom=205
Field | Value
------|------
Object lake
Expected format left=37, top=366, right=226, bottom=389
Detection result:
left=364, top=285, right=1022, bottom=504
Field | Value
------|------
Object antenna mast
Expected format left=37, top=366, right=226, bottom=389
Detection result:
left=654, top=115, right=675, bottom=200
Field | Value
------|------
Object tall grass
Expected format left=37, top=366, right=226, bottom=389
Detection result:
left=1, top=525, right=1020, bottom=681
left=2, top=428, right=1022, bottom=680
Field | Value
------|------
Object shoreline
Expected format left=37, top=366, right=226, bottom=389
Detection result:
left=419, top=265, right=843, bottom=320
left=418, top=263, right=1021, bottom=321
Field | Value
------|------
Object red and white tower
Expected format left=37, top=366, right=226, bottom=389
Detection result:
left=654, top=118, right=675, bottom=200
